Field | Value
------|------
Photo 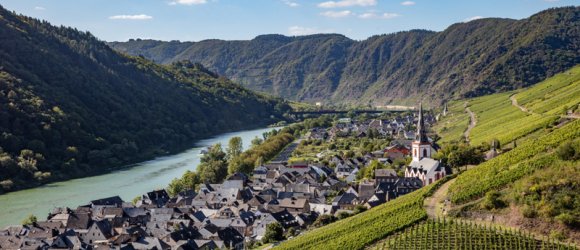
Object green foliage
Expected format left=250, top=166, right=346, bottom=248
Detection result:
left=263, top=222, right=285, bottom=243
left=21, top=214, right=37, bottom=225
left=433, top=143, right=485, bottom=169
left=311, top=215, right=336, bottom=228
left=226, top=137, right=243, bottom=160
left=235, top=132, right=294, bottom=173
left=167, top=170, right=200, bottom=196
left=357, top=160, right=388, bottom=180
left=110, top=7, right=580, bottom=105
left=337, top=212, right=351, bottom=220
left=0, top=7, right=291, bottom=192
left=376, top=219, right=575, bottom=250
left=480, top=191, right=506, bottom=210
left=509, top=161, right=580, bottom=227
left=449, top=120, right=580, bottom=204
left=198, top=144, right=228, bottom=184
left=556, top=140, right=580, bottom=161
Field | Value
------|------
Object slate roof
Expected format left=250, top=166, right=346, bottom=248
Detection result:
left=90, top=196, right=124, bottom=207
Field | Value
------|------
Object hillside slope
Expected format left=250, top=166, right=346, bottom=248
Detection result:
left=0, top=6, right=290, bottom=193
left=434, top=64, right=580, bottom=145
left=277, top=70, right=580, bottom=249
left=110, top=7, right=580, bottom=105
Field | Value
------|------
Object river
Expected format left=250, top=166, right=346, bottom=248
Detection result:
left=0, top=126, right=280, bottom=228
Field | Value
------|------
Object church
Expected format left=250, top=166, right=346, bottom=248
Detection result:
left=405, top=103, right=448, bottom=186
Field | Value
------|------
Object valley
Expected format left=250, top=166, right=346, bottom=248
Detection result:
left=0, top=2, right=578, bottom=250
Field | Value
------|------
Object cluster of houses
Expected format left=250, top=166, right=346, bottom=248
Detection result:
left=308, top=112, right=436, bottom=141
left=0, top=104, right=448, bottom=250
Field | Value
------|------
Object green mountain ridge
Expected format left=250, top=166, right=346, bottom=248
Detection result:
left=0, top=6, right=290, bottom=193
left=109, top=7, right=580, bottom=105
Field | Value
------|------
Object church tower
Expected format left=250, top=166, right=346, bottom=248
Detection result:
left=412, top=103, right=431, bottom=162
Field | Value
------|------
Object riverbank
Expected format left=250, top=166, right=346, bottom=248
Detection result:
left=0, top=126, right=280, bottom=228
left=0, top=121, right=281, bottom=195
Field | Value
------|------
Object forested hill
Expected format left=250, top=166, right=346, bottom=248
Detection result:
left=0, top=6, right=290, bottom=193
left=110, top=7, right=580, bottom=105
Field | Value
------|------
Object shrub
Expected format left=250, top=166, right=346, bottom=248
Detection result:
left=522, top=205, right=537, bottom=218
left=480, top=191, right=506, bottom=210
left=555, top=213, right=577, bottom=227
left=263, top=222, right=284, bottom=243
left=312, top=214, right=337, bottom=227
left=22, top=214, right=37, bottom=225
left=556, top=141, right=576, bottom=161
left=337, top=212, right=351, bottom=220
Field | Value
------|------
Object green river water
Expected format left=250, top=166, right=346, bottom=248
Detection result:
left=0, top=126, right=279, bottom=228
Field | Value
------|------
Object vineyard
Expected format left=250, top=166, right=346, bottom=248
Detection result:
left=448, top=119, right=580, bottom=204
left=514, top=65, right=580, bottom=115
left=275, top=177, right=452, bottom=250
left=374, top=218, right=577, bottom=250
left=434, top=65, right=579, bottom=146
left=434, top=101, right=470, bottom=144
left=467, top=92, right=555, bottom=146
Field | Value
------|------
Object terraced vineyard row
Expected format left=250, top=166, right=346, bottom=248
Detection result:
left=275, top=177, right=452, bottom=250
left=515, top=66, right=580, bottom=115
left=375, top=219, right=577, bottom=250
left=448, top=119, right=580, bottom=204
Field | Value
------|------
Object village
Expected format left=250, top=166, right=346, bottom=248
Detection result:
left=0, top=105, right=454, bottom=250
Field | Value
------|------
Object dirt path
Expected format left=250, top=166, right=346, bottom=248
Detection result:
left=424, top=179, right=456, bottom=218
left=463, top=102, right=477, bottom=143
left=510, top=94, right=532, bottom=114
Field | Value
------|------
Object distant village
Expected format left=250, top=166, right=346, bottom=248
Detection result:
left=0, top=105, right=453, bottom=250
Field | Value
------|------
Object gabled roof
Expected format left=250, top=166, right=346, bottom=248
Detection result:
left=66, top=212, right=91, bottom=229
left=90, top=196, right=123, bottom=207
left=375, top=169, right=397, bottom=178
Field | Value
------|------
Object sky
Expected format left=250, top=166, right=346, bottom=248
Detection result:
left=1, top=0, right=577, bottom=42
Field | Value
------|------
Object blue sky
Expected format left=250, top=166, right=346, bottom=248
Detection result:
left=1, top=0, right=577, bottom=42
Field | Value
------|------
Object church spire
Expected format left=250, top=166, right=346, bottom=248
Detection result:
left=415, top=102, right=429, bottom=143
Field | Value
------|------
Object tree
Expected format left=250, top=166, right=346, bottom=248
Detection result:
left=22, top=214, right=37, bottom=225
left=255, top=156, right=264, bottom=167
left=226, top=137, right=243, bottom=160
left=312, top=214, right=337, bottom=227
left=251, top=136, right=263, bottom=147
left=263, top=222, right=284, bottom=243
left=199, top=144, right=228, bottom=183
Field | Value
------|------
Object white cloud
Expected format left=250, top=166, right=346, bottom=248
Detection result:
left=34, top=6, right=45, bottom=11
left=318, top=0, right=376, bottom=8
left=463, top=16, right=483, bottom=22
left=169, top=0, right=207, bottom=5
left=400, top=1, right=415, bottom=6
left=288, top=26, right=333, bottom=36
left=282, top=0, right=300, bottom=7
left=358, top=12, right=400, bottom=19
left=109, top=14, right=153, bottom=20
left=320, top=10, right=353, bottom=18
